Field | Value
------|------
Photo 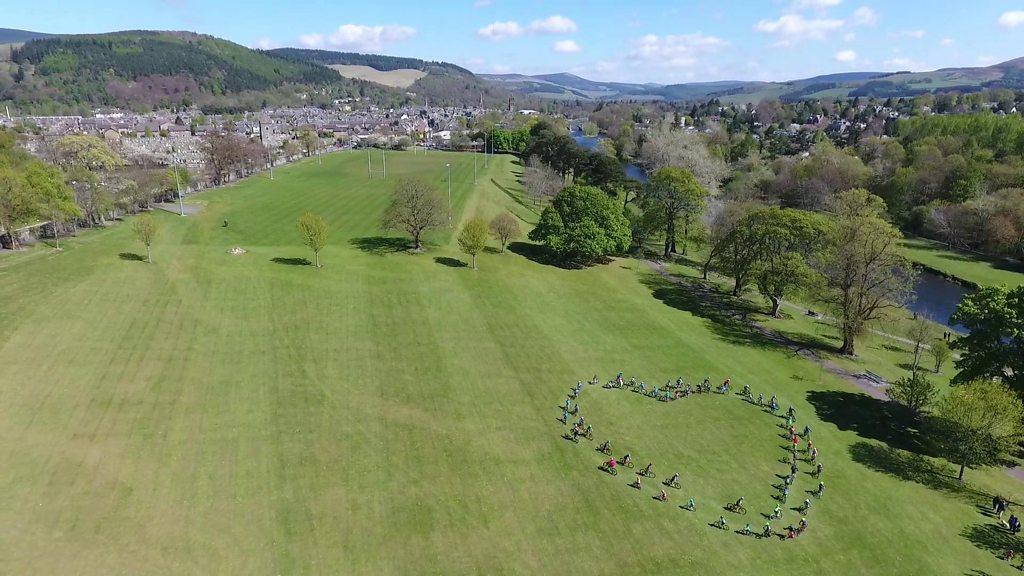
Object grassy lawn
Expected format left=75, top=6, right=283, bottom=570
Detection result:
left=2, top=150, right=1023, bottom=574
left=901, top=237, right=1024, bottom=288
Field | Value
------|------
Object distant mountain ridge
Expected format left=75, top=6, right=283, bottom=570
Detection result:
left=483, top=59, right=1024, bottom=104
left=0, top=28, right=54, bottom=44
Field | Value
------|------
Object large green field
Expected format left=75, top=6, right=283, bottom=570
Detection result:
left=2, top=151, right=1023, bottom=574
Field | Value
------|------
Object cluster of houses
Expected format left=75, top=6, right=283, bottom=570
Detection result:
left=1, top=101, right=496, bottom=169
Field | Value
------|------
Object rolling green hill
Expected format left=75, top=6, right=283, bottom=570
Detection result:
left=0, top=31, right=399, bottom=114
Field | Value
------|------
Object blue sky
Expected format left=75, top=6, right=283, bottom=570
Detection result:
left=6, top=0, right=1024, bottom=83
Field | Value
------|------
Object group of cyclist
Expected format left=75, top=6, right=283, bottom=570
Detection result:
left=561, top=372, right=822, bottom=540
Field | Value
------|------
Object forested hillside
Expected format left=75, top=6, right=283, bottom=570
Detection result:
left=273, top=47, right=512, bottom=108
left=0, top=31, right=400, bottom=114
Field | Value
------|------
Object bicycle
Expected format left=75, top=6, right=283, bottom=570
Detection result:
left=725, top=502, right=747, bottom=515
left=663, top=475, right=681, bottom=489
left=617, top=457, right=635, bottom=469
left=639, top=464, right=655, bottom=479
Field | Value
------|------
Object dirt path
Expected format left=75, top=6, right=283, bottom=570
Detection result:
left=645, top=260, right=887, bottom=400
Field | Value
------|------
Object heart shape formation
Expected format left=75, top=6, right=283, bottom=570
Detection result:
left=558, top=375, right=825, bottom=540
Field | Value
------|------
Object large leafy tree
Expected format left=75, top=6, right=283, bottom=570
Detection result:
left=0, top=132, right=79, bottom=249
left=53, top=135, right=123, bottom=171
left=931, top=379, right=1024, bottom=481
left=25, top=162, right=80, bottom=249
left=528, top=184, right=630, bottom=264
left=642, top=167, right=707, bottom=257
left=816, top=189, right=915, bottom=355
left=744, top=207, right=831, bottom=317
left=950, top=285, right=1024, bottom=390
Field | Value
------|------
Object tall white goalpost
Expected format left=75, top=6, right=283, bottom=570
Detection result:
left=367, top=148, right=387, bottom=180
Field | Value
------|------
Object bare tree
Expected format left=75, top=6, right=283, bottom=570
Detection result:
left=637, top=127, right=729, bottom=194
left=700, top=199, right=758, bottom=280
left=521, top=156, right=563, bottom=206
left=204, top=132, right=246, bottom=185
left=381, top=178, right=446, bottom=251
left=906, top=315, right=936, bottom=374
left=489, top=212, right=521, bottom=253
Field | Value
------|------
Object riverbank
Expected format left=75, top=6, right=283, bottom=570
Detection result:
left=901, top=237, right=1024, bottom=289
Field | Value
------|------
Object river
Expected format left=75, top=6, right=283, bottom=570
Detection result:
left=572, top=130, right=971, bottom=331
left=907, top=270, right=972, bottom=333
left=571, top=130, right=648, bottom=182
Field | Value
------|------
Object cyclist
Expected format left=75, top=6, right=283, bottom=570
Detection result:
left=656, top=490, right=668, bottom=502
left=598, top=440, right=611, bottom=454
left=620, top=453, right=632, bottom=467
left=762, top=522, right=772, bottom=538
left=641, top=462, right=654, bottom=477
left=771, top=505, right=782, bottom=519
left=815, top=481, right=825, bottom=497
left=801, top=498, right=812, bottom=513
left=814, top=462, right=823, bottom=477
left=666, top=472, right=680, bottom=487
left=715, top=516, right=728, bottom=530
left=733, top=496, right=745, bottom=511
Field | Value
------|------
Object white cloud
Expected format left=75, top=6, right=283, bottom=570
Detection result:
left=489, top=64, right=511, bottom=73
left=472, top=0, right=491, bottom=6
left=834, top=49, right=857, bottom=63
left=843, top=32, right=856, bottom=41
left=298, top=24, right=416, bottom=52
left=254, top=38, right=277, bottom=50
left=755, top=14, right=844, bottom=45
left=628, top=33, right=728, bottom=68
left=793, top=0, right=842, bottom=8
left=884, top=57, right=915, bottom=69
left=477, top=21, right=524, bottom=40
left=299, top=33, right=324, bottom=48
left=529, top=15, right=578, bottom=35
left=999, top=11, right=1024, bottom=28
left=940, top=37, right=955, bottom=47
left=851, top=6, right=878, bottom=26
left=978, top=55, right=998, bottom=65
left=553, top=39, right=582, bottom=53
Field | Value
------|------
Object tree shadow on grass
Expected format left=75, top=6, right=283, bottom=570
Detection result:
left=271, top=257, right=311, bottom=266
left=350, top=236, right=408, bottom=255
left=774, top=329, right=840, bottom=355
left=118, top=252, right=145, bottom=261
left=849, top=441, right=988, bottom=503
left=491, top=178, right=539, bottom=216
left=639, top=273, right=778, bottom=350
left=434, top=256, right=467, bottom=268
left=806, top=390, right=928, bottom=453
left=960, top=523, right=1022, bottom=560
left=507, top=242, right=588, bottom=270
